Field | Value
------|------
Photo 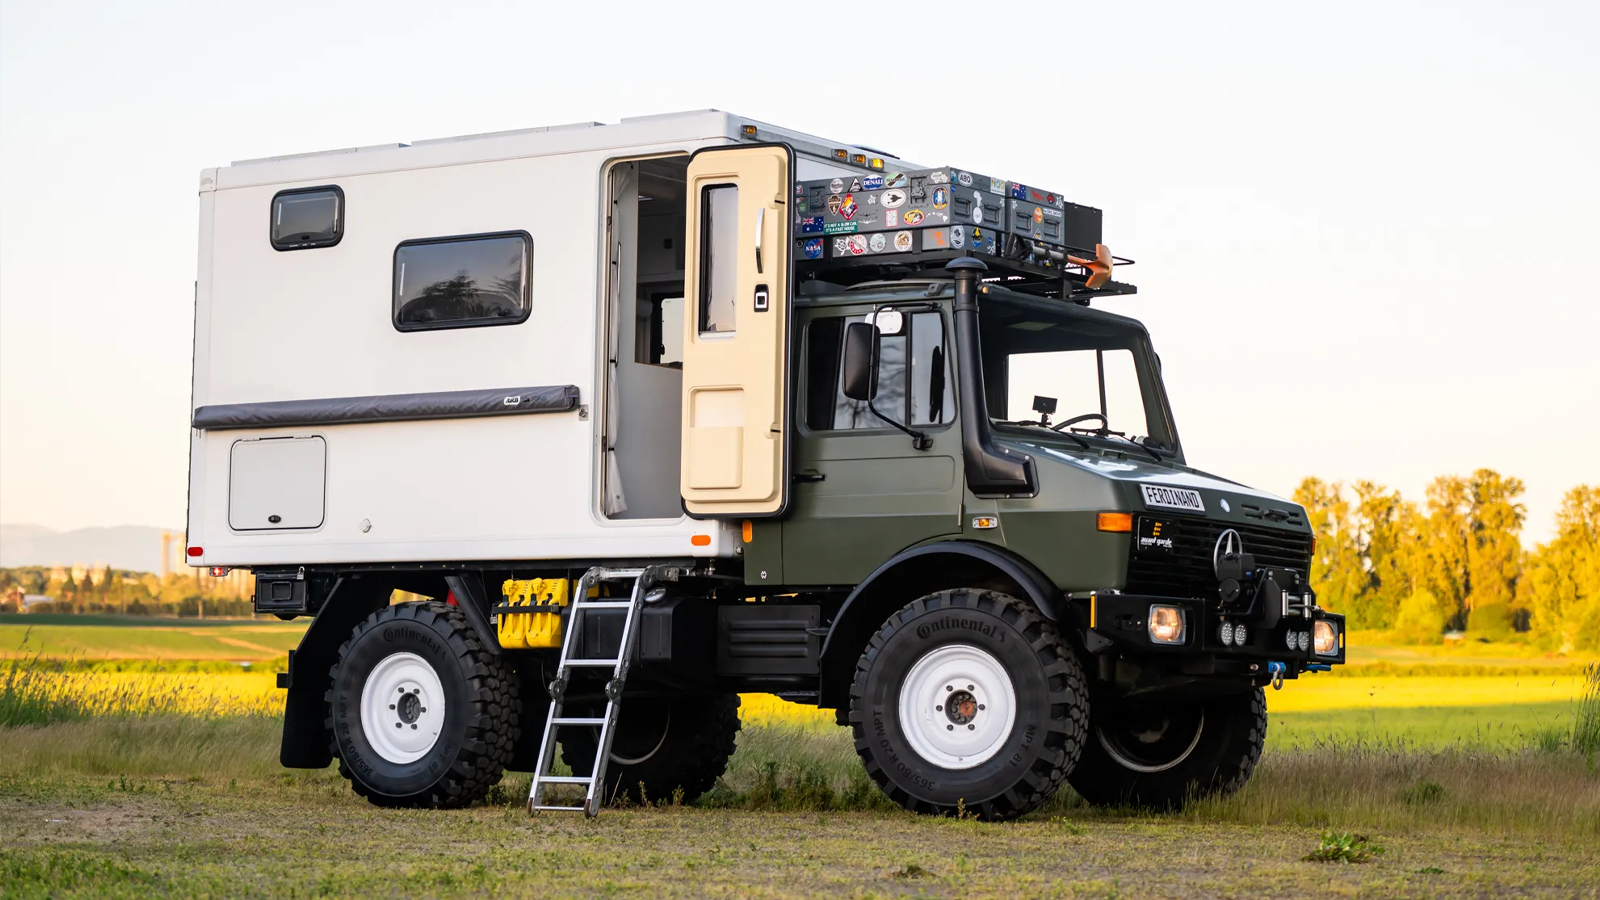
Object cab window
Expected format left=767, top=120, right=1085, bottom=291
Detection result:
left=805, top=311, right=953, bottom=431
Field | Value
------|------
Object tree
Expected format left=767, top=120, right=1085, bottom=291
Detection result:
left=1518, top=486, right=1600, bottom=651
left=1393, top=589, right=1448, bottom=644
left=1295, top=477, right=1366, bottom=622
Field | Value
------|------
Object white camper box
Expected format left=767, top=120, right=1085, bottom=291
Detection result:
left=186, top=111, right=905, bottom=569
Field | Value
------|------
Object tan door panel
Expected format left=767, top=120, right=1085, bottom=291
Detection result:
left=679, top=145, right=793, bottom=516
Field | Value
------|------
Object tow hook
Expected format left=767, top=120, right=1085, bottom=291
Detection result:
left=1306, top=663, right=1332, bottom=673
left=1267, top=661, right=1286, bottom=690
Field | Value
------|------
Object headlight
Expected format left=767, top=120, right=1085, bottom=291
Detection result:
left=1148, top=605, right=1185, bottom=644
left=1314, top=620, right=1338, bottom=656
left=1219, top=621, right=1235, bottom=646
left=1233, top=623, right=1247, bottom=647
left=1296, top=630, right=1310, bottom=652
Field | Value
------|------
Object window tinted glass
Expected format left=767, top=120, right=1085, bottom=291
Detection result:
left=393, top=233, right=529, bottom=330
left=698, top=185, right=738, bottom=336
left=807, top=312, right=952, bottom=431
left=271, top=187, right=342, bottom=250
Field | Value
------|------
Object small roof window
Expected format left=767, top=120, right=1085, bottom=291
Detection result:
left=271, top=186, right=343, bottom=250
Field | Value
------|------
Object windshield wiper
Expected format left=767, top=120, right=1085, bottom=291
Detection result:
left=1102, top=431, right=1164, bottom=464
left=998, top=419, right=1091, bottom=451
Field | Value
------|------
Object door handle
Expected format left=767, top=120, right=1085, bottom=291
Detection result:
left=793, top=470, right=825, bottom=483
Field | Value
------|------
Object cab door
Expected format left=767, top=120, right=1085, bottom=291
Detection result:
left=679, top=144, right=794, bottom=517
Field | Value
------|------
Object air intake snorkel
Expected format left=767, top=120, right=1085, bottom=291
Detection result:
left=947, top=257, right=1037, bottom=497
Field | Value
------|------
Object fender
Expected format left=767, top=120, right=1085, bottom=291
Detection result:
left=279, top=576, right=391, bottom=768
left=819, top=540, right=1066, bottom=672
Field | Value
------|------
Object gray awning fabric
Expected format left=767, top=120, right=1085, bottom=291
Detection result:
left=192, top=384, right=579, bottom=431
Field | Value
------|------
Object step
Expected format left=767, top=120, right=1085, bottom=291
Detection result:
left=551, top=717, right=606, bottom=726
left=531, top=804, right=589, bottom=813
left=535, top=775, right=595, bottom=785
left=573, top=601, right=634, bottom=610
left=562, top=658, right=621, bottom=667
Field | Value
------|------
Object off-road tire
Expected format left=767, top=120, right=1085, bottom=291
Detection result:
left=561, top=693, right=741, bottom=806
left=1069, top=687, right=1267, bottom=811
left=326, top=601, right=519, bottom=808
left=848, top=589, right=1089, bottom=821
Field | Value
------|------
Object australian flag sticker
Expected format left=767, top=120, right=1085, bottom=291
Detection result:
left=799, top=216, right=825, bottom=234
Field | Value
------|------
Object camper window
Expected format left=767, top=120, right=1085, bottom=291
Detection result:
left=392, top=232, right=531, bottom=332
left=805, top=312, right=953, bottom=431
left=270, top=186, right=343, bottom=250
left=697, top=185, right=738, bottom=337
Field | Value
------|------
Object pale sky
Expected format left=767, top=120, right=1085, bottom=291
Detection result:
left=1, top=0, right=1596, bottom=544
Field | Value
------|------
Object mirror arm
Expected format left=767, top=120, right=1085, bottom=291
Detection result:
left=865, top=401, right=932, bottom=451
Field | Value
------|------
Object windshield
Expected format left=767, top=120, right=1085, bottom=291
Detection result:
left=978, top=295, right=1177, bottom=453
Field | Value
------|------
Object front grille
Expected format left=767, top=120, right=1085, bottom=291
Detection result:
left=1125, top=515, right=1312, bottom=600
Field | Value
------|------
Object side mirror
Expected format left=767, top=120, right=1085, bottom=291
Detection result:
left=841, top=321, right=879, bottom=402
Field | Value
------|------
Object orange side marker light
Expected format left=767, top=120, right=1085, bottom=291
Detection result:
left=1097, top=512, right=1133, bottom=533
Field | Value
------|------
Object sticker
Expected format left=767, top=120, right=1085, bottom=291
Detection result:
left=799, top=216, right=825, bottom=234
left=845, top=234, right=868, bottom=256
left=869, top=233, right=888, bottom=253
left=928, top=170, right=950, bottom=185
left=951, top=225, right=965, bottom=249
left=894, top=230, right=913, bottom=252
left=833, top=237, right=852, bottom=254
left=928, top=229, right=949, bottom=248
left=866, top=194, right=877, bottom=205
left=796, top=198, right=808, bottom=213
left=971, top=200, right=983, bottom=225
left=829, top=178, right=844, bottom=194
left=823, top=221, right=858, bottom=235
left=849, top=178, right=862, bottom=192
left=1033, top=206, right=1044, bottom=224
left=903, top=209, right=925, bottom=226
left=826, top=194, right=842, bottom=215
left=1009, top=183, right=1026, bottom=200
left=881, top=188, right=907, bottom=209
left=957, top=171, right=973, bottom=186
left=841, top=194, right=858, bottom=220
left=802, top=237, right=824, bottom=259
left=795, top=184, right=805, bottom=196
left=885, top=172, right=907, bottom=188
left=885, top=209, right=899, bottom=228
left=932, top=187, right=948, bottom=210
left=990, top=177, right=1006, bottom=194
left=863, top=174, right=884, bottom=190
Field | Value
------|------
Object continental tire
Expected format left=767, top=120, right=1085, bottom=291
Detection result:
left=561, top=694, right=741, bottom=805
left=1069, top=687, right=1267, bottom=811
left=325, top=601, right=518, bottom=808
left=848, top=589, right=1088, bottom=821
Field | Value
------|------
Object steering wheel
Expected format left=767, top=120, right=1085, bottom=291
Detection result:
left=1052, top=413, right=1107, bottom=432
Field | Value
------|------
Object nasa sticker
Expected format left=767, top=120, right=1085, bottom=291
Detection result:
left=881, top=188, right=907, bottom=209
left=894, top=230, right=913, bottom=252
left=951, top=225, right=966, bottom=249
left=957, top=171, right=973, bottom=186
left=869, top=233, right=888, bottom=253
left=885, top=209, right=899, bottom=228
left=903, top=209, right=925, bottom=226
left=802, top=237, right=824, bottom=259
left=829, top=178, right=844, bottom=194
left=846, top=234, right=868, bottom=256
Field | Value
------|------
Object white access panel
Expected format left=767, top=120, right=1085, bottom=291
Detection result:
left=229, top=436, right=327, bottom=530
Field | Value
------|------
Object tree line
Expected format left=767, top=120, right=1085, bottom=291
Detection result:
left=0, top=566, right=253, bottom=618
left=1295, top=471, right=1599, bottom=650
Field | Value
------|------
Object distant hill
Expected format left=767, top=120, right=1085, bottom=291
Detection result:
left=0, top=524, right=177, bottom=572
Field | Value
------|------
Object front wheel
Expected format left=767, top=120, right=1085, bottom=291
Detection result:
left=1068, top=688, right=1267, bottom=810
left=848, top=589, right=1088, bottom=821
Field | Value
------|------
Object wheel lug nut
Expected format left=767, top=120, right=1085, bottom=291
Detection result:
left=389, top=704, right=395, bottom=710
left=935, top=705, right=943, bottom=711
left=946, top=685, right=953, bottom=692
left=978, top=704, right=985, bottom=711
left=947, top=725, right=954, bottom=731
left=411, top=724, right=418, bottom=729
left=968, top=724, right=975, bottom=730
left=395, top=723, right=401, bottom=728
left=967, top=684, right=974, bottom=691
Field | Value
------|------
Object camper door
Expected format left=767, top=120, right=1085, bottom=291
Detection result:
left=679, top=144, right=794, bottom=517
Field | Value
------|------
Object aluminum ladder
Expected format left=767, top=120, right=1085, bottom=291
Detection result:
left=526, top=565, right=663, bottom=816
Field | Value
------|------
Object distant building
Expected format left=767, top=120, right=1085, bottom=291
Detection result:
left=21, top=594, right=54, bottom=610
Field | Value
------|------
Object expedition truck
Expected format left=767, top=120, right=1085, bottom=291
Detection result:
left=186, top=110, right=1346, bottom=820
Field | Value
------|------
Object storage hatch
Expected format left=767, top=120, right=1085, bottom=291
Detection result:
left=228, top=436, right=327, bottom=530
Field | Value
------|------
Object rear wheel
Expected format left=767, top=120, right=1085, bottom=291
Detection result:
left=561, top=693, right=741, bottom=805
left=848, top=589, right=1088, bottom=821
left=1068, top=688, right=1267, bottom=810
left=325, top=601, right=518, bottom=808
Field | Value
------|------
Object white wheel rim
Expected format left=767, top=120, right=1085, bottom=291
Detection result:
left=360, top=651, right=447, bottom=764
left=896, top=644, right=1017, bottom=770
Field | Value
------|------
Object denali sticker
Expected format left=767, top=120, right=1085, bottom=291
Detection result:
left=1141, top=484, right=1205, bottom=512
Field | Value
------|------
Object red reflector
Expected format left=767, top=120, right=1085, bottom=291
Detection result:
left=187, top=547, right=203, bottom=557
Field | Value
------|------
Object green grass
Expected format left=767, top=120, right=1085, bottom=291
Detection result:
left=0, top=615, right=305, bottom=662
left=1269, top=701, right=1586, bottom=749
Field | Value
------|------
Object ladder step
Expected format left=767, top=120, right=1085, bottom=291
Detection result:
left=534, top=775, right=595, bottom=785
left=573, top=601, right=633, bottom=610
left=563, top=658, right=621, bottom=667
left=551, top=717, right=606, bottom=726
left=531, top=805, right=589, bottom=813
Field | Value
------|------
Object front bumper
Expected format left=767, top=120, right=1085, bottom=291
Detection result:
left=1080, top=591, right=1346, bottom=678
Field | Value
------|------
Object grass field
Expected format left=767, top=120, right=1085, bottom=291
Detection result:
left=3, top=616, right=1599, bottom=897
